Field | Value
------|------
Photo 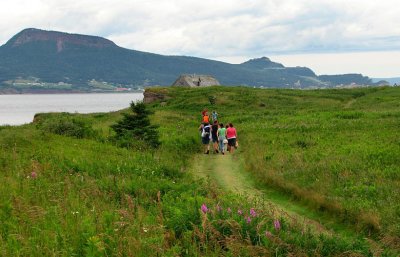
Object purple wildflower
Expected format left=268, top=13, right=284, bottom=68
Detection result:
left=201, top=204, right=208, bottom=214
left=265, top=231, right=272, bottom=238
left=31, top=171, right=37, bottom=179
left=216, top=204, right=222, bottom=212
left=227, top=207, right=232, bottom=213
left=246, top=216, right=251, bottom=224
left=274, top=219, right=281, bottom=231
left=237, top=209, right=243, bottom=215
left=250, top=208, right=257, bottom=217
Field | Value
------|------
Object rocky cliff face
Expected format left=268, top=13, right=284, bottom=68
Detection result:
left=143, top=89, right=170, bottom=104
left=5, top=28, right=116, bottom=52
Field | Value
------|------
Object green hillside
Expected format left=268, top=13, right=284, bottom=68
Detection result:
left=1, top=86, right=399, bottom=256
left=0, top=28, right=381, bottom=92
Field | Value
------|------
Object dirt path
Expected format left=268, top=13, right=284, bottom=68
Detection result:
left=190, top=151, right=381, bottom=240
left=344, top=98, right=357, bottom=108
left=192, top=152, right=262, bottom=197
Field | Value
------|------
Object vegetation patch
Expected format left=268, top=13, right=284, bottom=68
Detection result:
left=1, top=86, right=399, bottom=255
left=35, top=113, right=98, bottom=139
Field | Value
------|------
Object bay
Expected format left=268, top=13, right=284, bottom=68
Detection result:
left=0, top=93, right=143, bottom=125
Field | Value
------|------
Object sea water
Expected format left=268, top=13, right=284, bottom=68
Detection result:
left=0, top=93, right=143, bottom=125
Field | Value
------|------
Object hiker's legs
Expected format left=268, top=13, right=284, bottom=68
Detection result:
left=232, top=138, right=237, bottom=153
left=228, top=138, right=236, bottom=153
left=213, top=141, right=218, bottom=152
left=202, top=137, right=210, bottom=154
left=204, top=143, right=210, bottom=153
left=219, top=139, right=224, bottom=153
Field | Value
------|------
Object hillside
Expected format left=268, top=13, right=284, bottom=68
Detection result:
left=0, top=28, right=382, bottom=93
left=373, top=77, right=400, bottom=85
left=1, top=86, right=399, bottom=256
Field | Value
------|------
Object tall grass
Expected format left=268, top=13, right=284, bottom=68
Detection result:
left=1, top=86, right=399, bottom=255
left=154, top=86, right=400, bottom=250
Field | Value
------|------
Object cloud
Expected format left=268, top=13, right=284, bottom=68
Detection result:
left=1, top=0, right=400, bottom=74
left=269, top=51, right=400, bottom=78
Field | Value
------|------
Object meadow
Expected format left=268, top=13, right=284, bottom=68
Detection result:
left=0, top=86, right=399, bottom=256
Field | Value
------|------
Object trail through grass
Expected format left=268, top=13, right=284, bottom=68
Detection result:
left=191, top=151, right=331, bottom=231
left=190, top=149, right=391, bottom=253
left=192, top=151, right=262, bottom=197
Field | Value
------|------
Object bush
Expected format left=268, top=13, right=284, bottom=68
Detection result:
left=36, top=114, right=97, bottom=139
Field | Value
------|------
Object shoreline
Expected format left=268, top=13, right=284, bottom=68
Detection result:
left=0, top=90, right=144, bottom=95
left=0, top=92, right=144, bottom=126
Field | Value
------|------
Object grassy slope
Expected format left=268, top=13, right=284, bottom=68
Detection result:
left=158, top=86, right=400, bottom=247
left=0, top=86, right=399, bottom=256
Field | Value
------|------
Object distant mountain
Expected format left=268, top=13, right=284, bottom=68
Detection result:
left=318, top=74, right=374, bottom=86
left=0, top=28, right=382, bottom=93
left=372, top=77, right=400, bottom=85
left=240, top=57, right=285, bottom=69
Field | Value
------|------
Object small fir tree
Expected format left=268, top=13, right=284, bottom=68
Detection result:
left=111, top=101, right=160, bottom=148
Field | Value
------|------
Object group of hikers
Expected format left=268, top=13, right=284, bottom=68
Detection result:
left=199, top=109, right=238, bottom=154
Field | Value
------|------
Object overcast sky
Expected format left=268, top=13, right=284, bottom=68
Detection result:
left=1, top=0, right=399, bottom=77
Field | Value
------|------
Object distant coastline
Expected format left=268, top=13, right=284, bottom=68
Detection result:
left=0, top=89, right=145, bottom=95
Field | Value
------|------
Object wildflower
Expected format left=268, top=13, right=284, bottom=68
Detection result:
left=31, top=171, right=37, bottom=179
left=265, top=230, right=272, bottom=238
left=216, top=204, right=222, bottom=212
left=246, top=216, right=251, bottom=224
left=227, top=207, right=232, bottom=213
left=201, top=204, right=208, bottom=214
left=237, top=209, right=243, bottom=215
left=250, top=208, right=257, bottom=217
left=274, top=219, right=281, bottom=231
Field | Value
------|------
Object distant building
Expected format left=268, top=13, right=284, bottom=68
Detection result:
left=115, top=87, right=131, bottom=92
left=172, top=74, right=220, bottom=87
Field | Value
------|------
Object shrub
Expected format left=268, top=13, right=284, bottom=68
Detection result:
left=36, top=114, right=97, bottom=139
left=111, top=101, right=160, bottom=149
left=208, top=95, right=216, bottom=105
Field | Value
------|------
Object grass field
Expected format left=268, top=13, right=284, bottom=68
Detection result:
left=0, top=86, right=399, bottom=256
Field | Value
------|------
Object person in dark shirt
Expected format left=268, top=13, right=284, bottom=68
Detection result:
left=211, top=120, right=219, bottom=153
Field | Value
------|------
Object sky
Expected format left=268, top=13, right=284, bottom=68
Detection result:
left=1, top=0, right=400, bottom=78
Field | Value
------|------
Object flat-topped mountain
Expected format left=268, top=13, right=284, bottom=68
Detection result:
left=7, top=28, right=116, bottom=50
left=0, top=28, right=382, bottom=93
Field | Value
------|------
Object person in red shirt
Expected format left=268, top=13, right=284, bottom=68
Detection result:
left=226, top=123, right=237, bottom=153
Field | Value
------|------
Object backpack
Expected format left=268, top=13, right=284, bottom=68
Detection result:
left=201, top=125, right=210, bottom=138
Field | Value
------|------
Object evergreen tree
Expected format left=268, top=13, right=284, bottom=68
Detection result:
left=111, top=101, right=160, bottom=148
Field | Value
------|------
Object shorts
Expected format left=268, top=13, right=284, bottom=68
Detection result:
left=202, top=136, right=210, bottom=145
left=228, top=138, right=236, bottom=147
left=212, top=135, right=218, bottom=143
